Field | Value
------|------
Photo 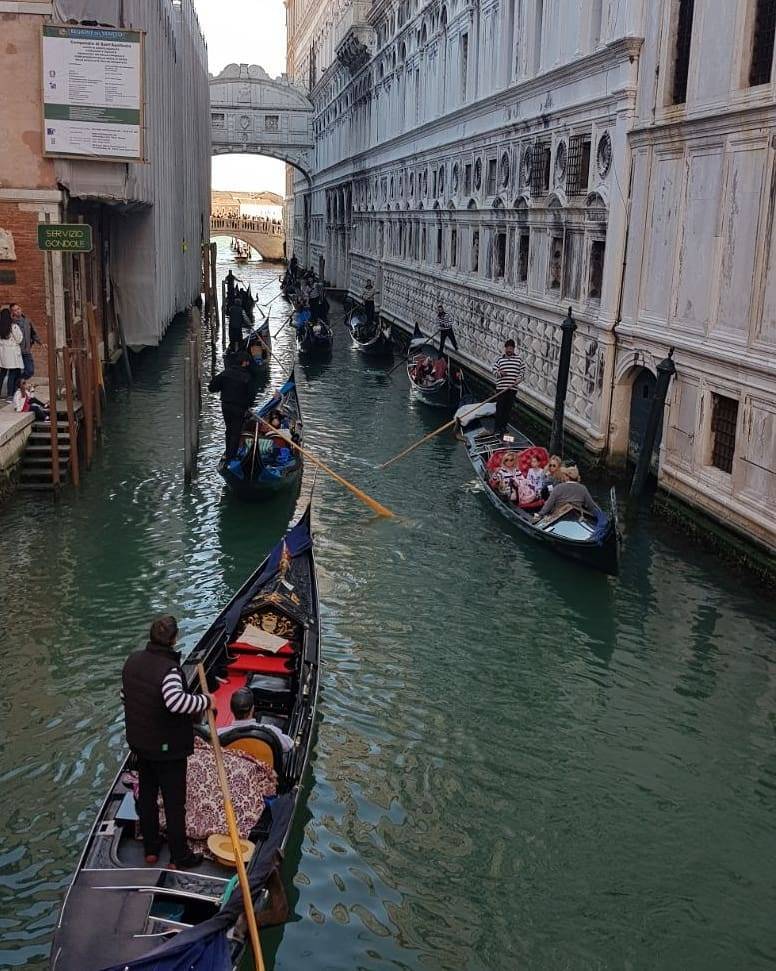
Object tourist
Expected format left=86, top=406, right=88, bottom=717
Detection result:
left=13, top=378, right=49, bottom=421
left=121, top=615, right=214, bottom=869
left=218, top=687, right=294, bottom=753
left=492, top=339, right=526, bottom=435
left=10, top=303, right=40, bottom=379
left=208, top=351, right=254, bottom=460
left=533, top=468, right=601, bottom=522
left=227, top=296, right=250, bottom=351
left=289, top=254, right=299, bottom=280
left=0, top=307, right=23, bottom=401
left=362, top=279, right=377, bottom=325
left=436, top=304, right=458, bottom=355
left=525, top=453, right=547, bottom=496
left=309, top=277, right=322, bottom=318
left=490, top=450, right=521, bottom=500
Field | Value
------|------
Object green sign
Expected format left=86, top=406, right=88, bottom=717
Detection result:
left=37, top=224, right=93, bottom=252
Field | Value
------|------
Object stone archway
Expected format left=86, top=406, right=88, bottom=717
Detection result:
left=609, top=358, right=661, bottom=470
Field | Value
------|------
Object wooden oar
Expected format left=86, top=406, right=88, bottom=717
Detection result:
left=378, top=390, right=503, bottom=470
left=256, top=420, right=395, bottom=518
left=195, top=664, right=265, bottom=971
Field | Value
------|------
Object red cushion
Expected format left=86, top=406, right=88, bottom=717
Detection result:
left=519, top=498, right=544, bottom=510
left=516, top=446, right=550, bottom=477
left=228, top=654, right=294, bottom=675
left=211, top=673, right=246, bottom=729
left=486, top=451, right=506, bottom=473
left=229, top=639, right=294, bottom=656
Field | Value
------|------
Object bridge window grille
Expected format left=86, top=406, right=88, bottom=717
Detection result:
left=530, top=143, right=551, bottom=197
left=670, top=0, right=695, bottom=105
left=710, top=394, right=738, bottom=473
left=212, top=112, right=225, bottom=130
left=749, top=0, right=776, bottom=85
left=264, top=115, right=279, bottom=132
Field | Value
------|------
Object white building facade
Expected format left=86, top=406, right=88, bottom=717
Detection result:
left=287, top=0, right=776, bottom=555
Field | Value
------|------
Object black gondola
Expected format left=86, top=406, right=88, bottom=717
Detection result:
left=406, top=323, right=466, bottom=408
left=296, top=317, right=333, bottom=354
left=460, top=409, right=620, bottom=575
left=345, top=306, right=393, bottom=357
left=218, top=372, right=303, bottom=501
left=50, top=507, right=321, bottom=971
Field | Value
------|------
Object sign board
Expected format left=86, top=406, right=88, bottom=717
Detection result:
left=41, top=25, right=144, bottom=161
left=37, top=224, right=93, bottom=253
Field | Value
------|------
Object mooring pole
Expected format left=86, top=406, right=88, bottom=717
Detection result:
left=549, top=307, right=577, bottom=457
left=629, top=347, right=676, bottom=498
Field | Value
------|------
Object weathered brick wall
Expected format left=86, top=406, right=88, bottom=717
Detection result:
left=0, top=202, right=50, bottom=370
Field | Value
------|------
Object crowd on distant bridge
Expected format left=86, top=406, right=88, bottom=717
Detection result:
left=211, top=212, right=284, bottom=236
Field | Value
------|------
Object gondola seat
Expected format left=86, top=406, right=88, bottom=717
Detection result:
left=229, top=639, right=294, bottom=657
left=220, top=726, right=285, bottom=781
left=228, top=654, right=295, bottom=676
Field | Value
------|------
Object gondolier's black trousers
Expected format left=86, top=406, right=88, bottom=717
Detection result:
left=364, top=299, right=375, bottom=324
left=136, top=756, right=189, bottom=863
left=222, top=403, right=245, bottom=459
left=495, top=388, right=516, bottom=433
left=439, top=327, right=458, bottom=355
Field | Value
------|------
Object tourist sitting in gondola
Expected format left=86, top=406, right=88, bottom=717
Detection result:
left=533, top=466, right=601, bottom=523
left=411, top=355, right=433, bottom=385
left=489, top=450, right=521, bottom=500
left=217, top=687, right=294, bottom=754
left=430, top=357, right=447, bottom=382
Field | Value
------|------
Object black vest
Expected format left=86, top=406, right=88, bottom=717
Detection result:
left=122, top=643, right=195, bottom=761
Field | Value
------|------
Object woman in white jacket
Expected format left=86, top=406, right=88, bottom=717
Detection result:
left=0, top=307, right=23, bottom=400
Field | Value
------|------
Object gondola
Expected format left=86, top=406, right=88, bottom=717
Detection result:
left=219, top=372, right=303, bottom=501
left=406, top=323, right=466, bottom=408
left=50, top=507, right=321, bottom=971
left=459, top=406, right=620, bottom=575
left=345, top=306, right=393, bottom=357
left=296, top=317, right=333, bottom=354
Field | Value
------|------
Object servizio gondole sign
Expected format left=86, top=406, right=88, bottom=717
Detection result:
left=41, top=25, right=144, bottom=161
left=37, top=224, right=93, bottom=252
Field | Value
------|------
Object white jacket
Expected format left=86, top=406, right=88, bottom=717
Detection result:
left=0, top=324, right=23, bottom=369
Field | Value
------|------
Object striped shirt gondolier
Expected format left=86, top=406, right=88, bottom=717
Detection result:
left=438, top=310, right=455, bottom=331
left=493, top=354, right=526, bottom=390
left=161, top=671, right=209, bottom=715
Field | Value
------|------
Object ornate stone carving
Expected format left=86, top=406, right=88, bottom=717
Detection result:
left=0, top=229, right=16, bottom=262
left=596, top=131, right=612, bottom=177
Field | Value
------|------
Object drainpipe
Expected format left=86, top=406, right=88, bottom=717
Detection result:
left=549, top=306, right=576, bottom=456
left=629, top=347, right=676, bottom=498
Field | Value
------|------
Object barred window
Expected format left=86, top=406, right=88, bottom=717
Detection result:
left=494, top=232, right=507, bottom=279
left=530, top=143, right=551, bottom=197
left=487, top=159, right=498, bottom=195
left=451, top=228, right=458, bottom=267
left=671, top=0, right=695, bottom=105
left=710, top=394, right=738, bottom=473
left=750, top=0, right=776, bottom=86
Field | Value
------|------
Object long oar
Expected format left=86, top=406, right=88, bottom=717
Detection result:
left=256, top=420, right=395, bottom=518
left=378, top=390, right=503, bottom=470
left=195, top=664, right=265, bottom=971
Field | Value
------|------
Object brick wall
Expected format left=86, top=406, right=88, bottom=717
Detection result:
left=0, top=202, right=51, bottom=373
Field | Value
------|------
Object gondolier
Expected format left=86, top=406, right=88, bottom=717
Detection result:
left=208, top=351, right=254, bottom=460
left=436, top=304, right=458, bottom=355
left=121, top=615, right=213, bottom=869
left=493, top=339, right=526, bottom=434
left=363, top=279, right=378, bottom=325
left=227, top=296, right=250, bottom=351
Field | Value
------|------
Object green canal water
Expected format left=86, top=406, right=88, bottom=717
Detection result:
left=0, top=251, right=774, bottom=970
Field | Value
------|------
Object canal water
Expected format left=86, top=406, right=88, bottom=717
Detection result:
left=0, top=243, right=774, bottom=970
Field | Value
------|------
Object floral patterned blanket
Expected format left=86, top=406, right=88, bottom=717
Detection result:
left=159, top=737, right=277, bottom=852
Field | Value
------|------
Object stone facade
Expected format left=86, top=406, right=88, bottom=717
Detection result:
left=287, top=0, right=776, bottom=554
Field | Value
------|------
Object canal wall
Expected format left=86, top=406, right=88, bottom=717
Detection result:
left=0, top=409, right=34, bottom=504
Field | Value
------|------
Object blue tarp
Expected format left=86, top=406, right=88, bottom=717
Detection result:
left=100, top=928, right=230, bottom=971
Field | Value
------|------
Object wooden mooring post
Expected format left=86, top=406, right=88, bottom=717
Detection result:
left=183, top=306, right=202, bottom=486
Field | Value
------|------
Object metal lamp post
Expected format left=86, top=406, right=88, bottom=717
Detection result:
left=629, top=347, right=677, bottom=498
left=549, top=307, right=577, bottom=457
